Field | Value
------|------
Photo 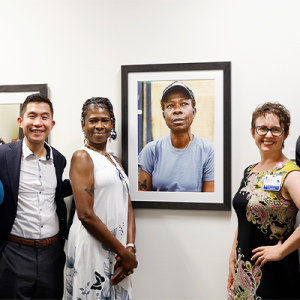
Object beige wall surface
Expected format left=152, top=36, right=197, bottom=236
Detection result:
left=1, top=1, right=300, bottom=299
left=0, top=104, right=20, bottom=143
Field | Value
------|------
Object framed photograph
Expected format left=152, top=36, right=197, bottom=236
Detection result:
left=0, top=84, right=48, bottom=143
left=121, top=62, right=231, bottom=210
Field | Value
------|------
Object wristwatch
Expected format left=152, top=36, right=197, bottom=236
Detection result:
left=126, top=243, right=136, bottom=253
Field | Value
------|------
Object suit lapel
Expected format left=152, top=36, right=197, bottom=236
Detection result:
left=52, top=148, right=62, bottom=196
left=6, top=140, right=22, bottom=205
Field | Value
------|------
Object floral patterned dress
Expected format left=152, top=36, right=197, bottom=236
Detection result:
left=228, top=161, right=300, bottom=300
left=64, top=148, right=132, bottom=300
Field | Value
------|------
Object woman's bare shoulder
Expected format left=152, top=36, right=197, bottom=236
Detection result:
left=71, top=149, right=92, bottom=164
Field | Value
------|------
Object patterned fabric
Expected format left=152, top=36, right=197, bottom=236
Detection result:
left=228, top=161, right=300, bottom=300
left=65, top=148, right=131, bottom=300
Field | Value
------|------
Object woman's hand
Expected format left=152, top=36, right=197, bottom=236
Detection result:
left=112, top=257, right=128, bottom=285
left=227, top=256, right=235, bottom=292
left=251, top=237, right=284, bottom=267
left=227, top=228, right=237, bottom=293
left=112, top=250, right=137, bottom=285
left=112, top=263, right=127, bottom=285
left=227, top=260, right=235, bottom=292
left=119, top=248, right=138, bottom=272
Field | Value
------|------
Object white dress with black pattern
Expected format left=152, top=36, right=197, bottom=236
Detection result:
left=65, top=147, right=131, bottom=300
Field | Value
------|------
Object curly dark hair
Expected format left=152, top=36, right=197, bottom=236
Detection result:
left=0, top=138, right=5, bottom=145
left=251, top=102, right=290, bottom=148
left=81, top=97, right=117, bottom=140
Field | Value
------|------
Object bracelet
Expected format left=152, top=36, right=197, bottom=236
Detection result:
left=126, top=243, right=136, bottom=252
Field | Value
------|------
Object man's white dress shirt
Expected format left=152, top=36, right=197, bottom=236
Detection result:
left=10, top=140, right=59, bottom=239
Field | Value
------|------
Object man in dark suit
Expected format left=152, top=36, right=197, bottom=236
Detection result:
left=0, top=93, right=72, bottom=299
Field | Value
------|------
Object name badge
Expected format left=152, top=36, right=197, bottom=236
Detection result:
left=263, top=175, right=283, bottom=191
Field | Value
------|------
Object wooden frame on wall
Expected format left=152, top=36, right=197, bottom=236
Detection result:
left=0, top=84, right=48, bottom=141
left=121, top=62, right=231, bottom=210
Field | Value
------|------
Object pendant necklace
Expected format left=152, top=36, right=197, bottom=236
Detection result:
left=85, top=143, right=129, bottom=193
left=85, top=143, right=116, bottom=167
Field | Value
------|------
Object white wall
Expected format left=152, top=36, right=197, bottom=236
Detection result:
left=1, top=1, right=300, bottom=299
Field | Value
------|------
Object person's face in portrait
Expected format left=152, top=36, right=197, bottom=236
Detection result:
left=17, top=101, right=55, bottom=146
left=82, top=105, right=112, bottom=148
left=162, top=91, right=196, bottom=134
left=251, top=113, right=288, bottom=155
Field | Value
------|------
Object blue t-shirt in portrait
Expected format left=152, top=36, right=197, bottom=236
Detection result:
left=0, top=180, right=4, bottom=205
left=138, top=135, right=214, bottom=192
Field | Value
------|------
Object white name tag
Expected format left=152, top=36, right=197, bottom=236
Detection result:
left=263, top=175, right=283, bottom=191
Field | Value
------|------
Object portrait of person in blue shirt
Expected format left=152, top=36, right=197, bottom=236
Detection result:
left=138, top=81, right=215, bottom=192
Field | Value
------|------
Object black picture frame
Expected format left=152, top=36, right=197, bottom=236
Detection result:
left=0, top=84, right=48, bottom=141
left=121, top=62, right=231, bottom=210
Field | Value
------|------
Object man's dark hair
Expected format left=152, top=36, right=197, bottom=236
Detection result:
left=20, top=93, right=53, bottom=118
left=0, top=138, right=5, bottom=145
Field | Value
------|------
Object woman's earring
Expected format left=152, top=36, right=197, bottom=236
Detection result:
left=110, top=129, right=117, bottom=140
left=83, top=131, right=87, bottom=144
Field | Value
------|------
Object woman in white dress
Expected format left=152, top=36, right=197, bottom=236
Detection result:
left=65, top=97, right=138, bottom=300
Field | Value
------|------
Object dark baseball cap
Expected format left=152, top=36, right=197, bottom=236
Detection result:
left=161, top=81, right=195, bottom=102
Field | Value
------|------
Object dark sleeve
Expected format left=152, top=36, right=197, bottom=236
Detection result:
left=296, top=135, right=300, bottom=168
left=52, top=146, right=73, bottom=197
left=63, top=179, right=73, bottom=197
left=66, top=197, right=76, bottom=239
left=0, top=181, right=3, bottom=205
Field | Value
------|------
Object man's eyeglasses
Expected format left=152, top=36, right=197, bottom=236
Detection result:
left=255, top=126, right=285, bottom=137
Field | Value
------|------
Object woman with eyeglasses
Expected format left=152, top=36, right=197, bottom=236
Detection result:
left=227, top=102, right=300, bottom=300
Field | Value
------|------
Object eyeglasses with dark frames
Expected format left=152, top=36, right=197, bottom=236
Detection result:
left=255, top=126, right=285, bottom=137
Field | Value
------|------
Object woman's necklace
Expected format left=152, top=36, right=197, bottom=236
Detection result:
left=85, top=143, right=129, bottom=193
left=85, top=143, right=116, bottom=167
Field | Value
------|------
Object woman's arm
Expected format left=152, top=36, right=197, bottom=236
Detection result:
left=113, top=156, right=136, bottom=249
left=112, top=194, right=137, bottom=285
left=126, top=194, right=136, bottom=250
left=252, top=170, right=300, bottom=266
left=70, top=150, right=138, bottom=272
left=111, top=156, right=137, bottom=284
left=138, top=168, right=152, bottom=191
left=227, top=228, right=237, bottom=292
